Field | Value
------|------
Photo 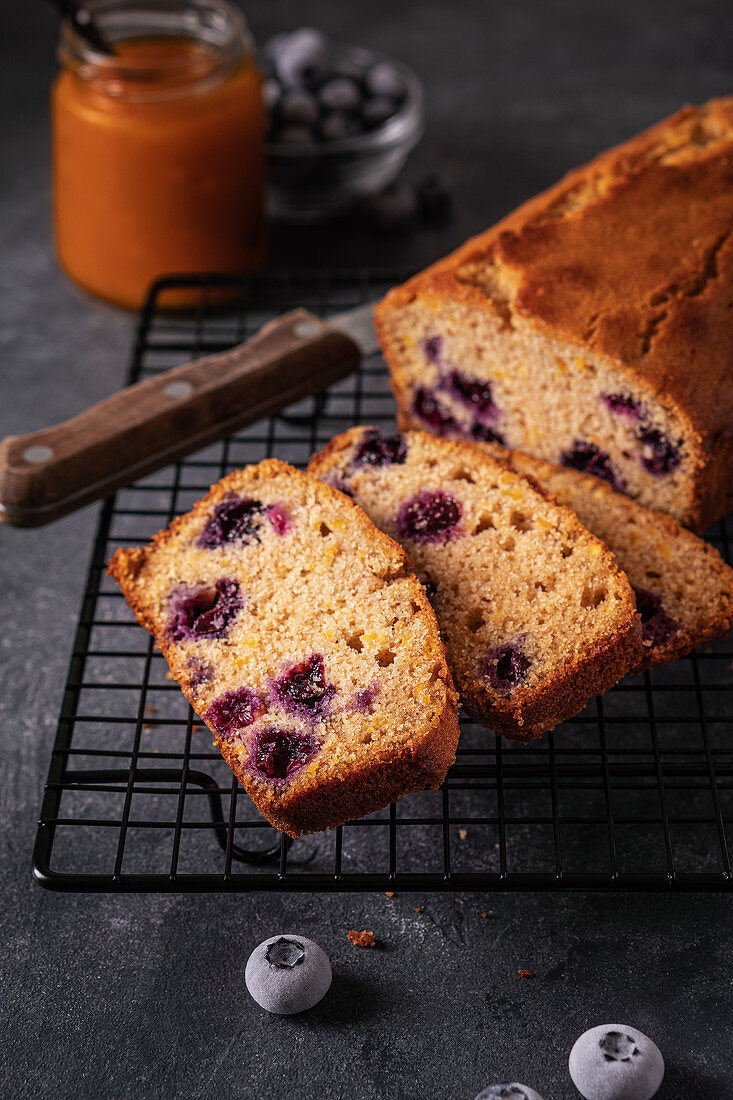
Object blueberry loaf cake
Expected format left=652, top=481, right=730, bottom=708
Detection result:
left=478, top=443, right=733, bottom=667
left=309, top=428, right=642, bottom=740
left=375, top=97, right=733, bottom=532
left=108, top=461, right=459, bottom=837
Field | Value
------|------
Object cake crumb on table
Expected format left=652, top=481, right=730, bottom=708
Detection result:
left=384, top=891, right=395, bottom=898
left=348, top=930, right=376, bottom=947
left=518, top=969, right=533, bottom=980
left=458, top=828, right=467, bottom=840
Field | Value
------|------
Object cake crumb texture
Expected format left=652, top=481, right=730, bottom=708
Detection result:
left=309, top=428, right=642, bottom=740
left=108, top=460, right=459, bottom=837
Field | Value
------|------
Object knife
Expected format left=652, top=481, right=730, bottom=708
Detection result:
left=0, top=304, right=377, bottom=528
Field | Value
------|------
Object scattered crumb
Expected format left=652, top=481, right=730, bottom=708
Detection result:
left=348, top=930, right=376, bottom=948
left=414, top=907, right=421, bottom=913
left=480, top=912, right=487, bottom=918
left=146, top=705, right=157, bottom=715
left=494, top=843, right=500, bottom=849
left=458, top=828, right=467, bottom=840
left=518, top=969, right=533, bottom=980
left=142, top=723, right=152, bottom=730
left=385, top=891, right=395, bottom=898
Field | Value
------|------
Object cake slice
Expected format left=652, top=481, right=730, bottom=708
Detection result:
left=475, top=442, right=733, bottom=668
left=309, top=428, right=642, bottom=741
left=375, top=97, right=733, bottom=532
left=108, top=460, right=459, bottom=837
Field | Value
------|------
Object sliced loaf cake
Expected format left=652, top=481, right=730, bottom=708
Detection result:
left=476, top=442, right=733, bottom=667
left=309, top=428, right=642, bottom=741
left=108, top=460, right=459, bottom=837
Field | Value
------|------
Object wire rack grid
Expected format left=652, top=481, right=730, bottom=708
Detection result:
left=33, top=270, right=733, bottom=893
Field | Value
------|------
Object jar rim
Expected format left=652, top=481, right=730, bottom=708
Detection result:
left=58, top=0, right=253, bottom=95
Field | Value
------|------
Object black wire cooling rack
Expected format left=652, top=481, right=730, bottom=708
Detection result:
left=34, top=270, right=733, bottom=893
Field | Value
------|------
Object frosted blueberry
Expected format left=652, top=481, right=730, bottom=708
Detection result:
left=273, top=27, right=328, bottom=88
left=320, top=112, right=361, bottom=142
left=417, top=173, right=453, bottom=222
left=279, top=89, right=319, bottom=126
left=245, top=934, right=332, bottom=1015
left=365, top=61, right=407, bottom=100
left=367, top=182, right=418, bottom=232
left=319, top=76, right=362, bottom=112
left=276, top=124, right=315, bottom=145
left=474, top=1085, right=545, bottom=1100
left=262, top=79, right=281, bottom=113
left=362, top=95, right=397, bottom=128
left=569, top=1024, right=664, bottom=1100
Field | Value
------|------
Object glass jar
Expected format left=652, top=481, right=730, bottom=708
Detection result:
left=53, top=0, right=265, bottom=310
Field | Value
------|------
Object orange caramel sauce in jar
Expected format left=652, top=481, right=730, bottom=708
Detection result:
left=53, top=1, right=265, bottom=310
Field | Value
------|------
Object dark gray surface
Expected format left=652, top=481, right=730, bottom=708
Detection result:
left=1, top=1, right=731, bottom=1097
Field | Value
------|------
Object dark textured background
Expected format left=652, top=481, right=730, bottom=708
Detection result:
left=1, top=2, right=732, bottom=1097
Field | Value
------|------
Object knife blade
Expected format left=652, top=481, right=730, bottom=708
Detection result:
left=0, top=301, right=379, bottom=528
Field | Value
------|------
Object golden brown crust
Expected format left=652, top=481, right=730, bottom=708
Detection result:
left=108, top=460, right=459, bottom=837
left=309, top=427, right=643, bottom=743
left=375, top=97, right=733, bottom=531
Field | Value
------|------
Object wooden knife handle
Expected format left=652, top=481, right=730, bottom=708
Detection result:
left=0, top=309, right=360, bottom=528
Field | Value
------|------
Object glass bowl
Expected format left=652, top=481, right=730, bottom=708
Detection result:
left=266, top=45, right=425, bottom=222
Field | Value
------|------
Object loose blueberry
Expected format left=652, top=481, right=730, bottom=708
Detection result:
left=561, top=441, right=624, bottom=491
left=417, top=173, right=453, bottom=223
left=366, top=182, right=418, bottom=232
left=204, top=686, right=264, bottom=739
left=484, top=644, right=531, bottom=693
left=361, top=95, right=397, bottom=128
left=245, top=934, right=332, bottom=1015
left=250, top=727, right=319, bottom=782
left=319, top=112, right=361, bottom=141
left=636, top=426, right=681, bottom=475
left=633, top=587, right=679, bottom=646
left=352, top=428, right=407, bottom=468
left=364, top=61, right=407, bottom=100
left=474, top=1086, right=545, bottom=1100
left=198, top=495, right=266, bottom=549
left=602, top=392, right=646, bottom=420
left=279, top=89, right=319, bottom=126
left=446, top=369, right=497, bottom=421
left=569, top=1024, right=664, bottom=1100
left=270, top=654, right=337, bottom=720
left=422, top=335, right=443, bottom=364
left=273, top=27, right=328, bottom=88
left=318, top=76, right=362, bottom=112
left=167, top=578, right=242, bottom=641
left=350, top=681, right=381, bottom=712
left=396, top=490, right=463, bottom=544
left=413, top=387, right=460, bottom=434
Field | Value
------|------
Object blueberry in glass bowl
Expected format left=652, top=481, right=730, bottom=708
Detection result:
left=262, top=28, right=425, bottom=221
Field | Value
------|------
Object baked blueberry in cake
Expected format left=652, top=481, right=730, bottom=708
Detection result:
left=108, top=460, right=459, bottom=836
left=310, top=428, right=642, bottom=741
left=476, top=443, right=733, bottom=668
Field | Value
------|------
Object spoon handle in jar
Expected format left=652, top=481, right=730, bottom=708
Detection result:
left=0, top=309, right=361, bottom=528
